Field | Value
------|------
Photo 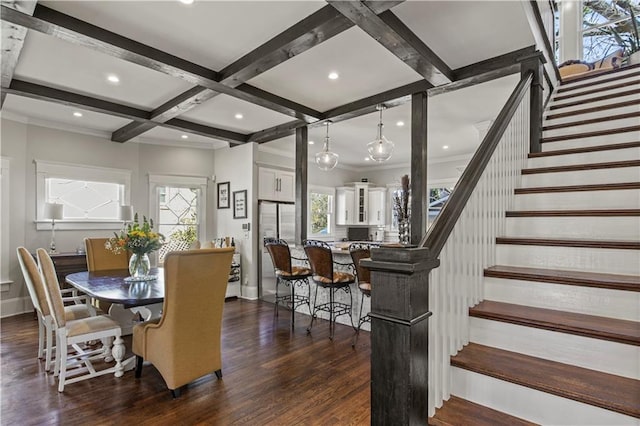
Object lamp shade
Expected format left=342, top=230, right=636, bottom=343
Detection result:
left=119, top=205, right=134, bottom=221
left=368, top=104, right=394, bottom=162
left=44, top=203, right=63, bottom=220
left=315, top=121, right=339, bottom=171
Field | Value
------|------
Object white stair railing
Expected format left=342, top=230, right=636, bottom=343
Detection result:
left=421, top=73, right=532, bottom=416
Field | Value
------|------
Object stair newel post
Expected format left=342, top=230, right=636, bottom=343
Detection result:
left=520, top=51, right=546, bottom=154
left=363, top=246, right=439, bottom=426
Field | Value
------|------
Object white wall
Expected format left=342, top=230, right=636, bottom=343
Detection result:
left=0, top=118, right=217, bottom=316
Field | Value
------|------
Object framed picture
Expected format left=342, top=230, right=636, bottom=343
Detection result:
left=233, top=190, right=247, bottom=219
left=217, top=182, right=230, bottom=209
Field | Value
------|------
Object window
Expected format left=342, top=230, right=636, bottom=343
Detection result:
left=149, top=174, right=207, bottom=263
left=308, top=186, right=334, bottom=238
left=35, top=160, right=131, bottom=230
left=582, top=0, right=639, bottom=62
left=428, top=187, right=453, bottom=225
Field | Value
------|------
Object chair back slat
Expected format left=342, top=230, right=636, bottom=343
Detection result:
left=85, top=237, right=129, bottom=271
left=349, top=243, right=372, bottom=285
left=36, top=249, right=66, bottom=328
left=265, top=239, right=293, bottom=274
left=17, top=247, right=50, bottom=316
left=303, top=240, right=333, bottom=281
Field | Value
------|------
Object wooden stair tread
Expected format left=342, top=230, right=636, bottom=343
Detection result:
left=554, top=80, right=640, bottom=101
left=506, top=209, right=640, bottom=217
left=540, top=125, right=640, bottom=143
left=522, top=159, right=640, bottom=174
left=542, top=112, right=640, bottom=131
left=549, top=88, right=640, bottom=110
left=560, top=63, right=640, bottom=86
left=496, top=237, right=640, bottom=250
left=545, top=99, right=640, bottom=121
left=485, top=265, right=640, bottom=291
left=514, top=182, right=640, bottom=194
left=528, top=141, right=640, bottom=158
left=470, top=300, right=640, bottom=346
left=558, top=68, right=640, bottom=92
left=428, top=396, right=537, bottom=426
left=451, top=343, right=640, bottom=418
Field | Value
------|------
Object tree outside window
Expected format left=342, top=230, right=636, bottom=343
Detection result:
left=310, top=192, right=332, bottom=236
left=582, top=0, right=639, bottom=62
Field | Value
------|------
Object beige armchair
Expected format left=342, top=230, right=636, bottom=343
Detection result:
left=84, top=237, right=130, bottom=313
left=133, top=247, right=235, bottom=397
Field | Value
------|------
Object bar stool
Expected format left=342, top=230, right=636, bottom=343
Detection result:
left=304, top=240, right=355, bottom=340
left=349, top=243, right=375, bottom=346
left=264, top=238, right=312, bottom=329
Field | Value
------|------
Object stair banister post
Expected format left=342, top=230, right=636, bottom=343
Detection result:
left=520, top=51, right=546, bottom=153
left=363, top=246, right=439, bottom=426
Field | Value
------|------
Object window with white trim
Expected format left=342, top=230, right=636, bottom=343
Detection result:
left=308, top=185, right=335, bottom=238
left=35, top=160, right=131, bottom=230
left=148, top=174, right=208, bottom=263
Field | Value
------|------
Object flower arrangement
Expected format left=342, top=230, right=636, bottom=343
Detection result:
left=105, top=213, right=165, bottom=255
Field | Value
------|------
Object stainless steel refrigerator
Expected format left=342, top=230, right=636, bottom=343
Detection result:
left=258, top=201, right=296, bottom=303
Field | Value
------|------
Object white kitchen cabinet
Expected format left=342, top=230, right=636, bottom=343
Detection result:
left=258, top=167, right=295, bottom=202
left=336, top=187, right=355, bottom=225
left=353, top=183, right=369, bottom=225
left=368, top=187, right=386, bottom=226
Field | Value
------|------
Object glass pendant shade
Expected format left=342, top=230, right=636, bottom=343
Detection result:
left=315, top=122, right=339, bottom=171
left=368, top=105, right=394, bottom=162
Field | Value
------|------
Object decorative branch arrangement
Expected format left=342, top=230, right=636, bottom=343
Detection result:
left=393, top=174, right=410, bottom=221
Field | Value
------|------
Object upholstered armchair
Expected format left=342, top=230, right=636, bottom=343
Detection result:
left=132, top=248, right=235, bottom=397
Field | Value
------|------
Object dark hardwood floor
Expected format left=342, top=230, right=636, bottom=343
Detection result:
left=1, top=299, right=371, bottom=425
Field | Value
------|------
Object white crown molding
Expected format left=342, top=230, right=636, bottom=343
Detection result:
left=1, top=112, right=111, bottom=139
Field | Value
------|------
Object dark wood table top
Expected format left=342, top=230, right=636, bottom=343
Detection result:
left=65, top=268, right=164, bottom=307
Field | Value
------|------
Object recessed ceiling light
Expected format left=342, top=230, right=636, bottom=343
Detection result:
left=234, top=113, right=243, bottom=120
left=396, top=121, right=405, bottom=127
left=443, top=145, right=449, bottom=150
left=328, top=71, right=339, bottom=80
left=73, top=112, right=83, bottom=117
left=178, top=0, right=194, bottom=4
left=364, top=157, right=370, bottom=161
left=308, top=140, right=315, bottom=145
left=106, top=74, right=120, bottom=84
left=181, top=134, right=188, bottom=139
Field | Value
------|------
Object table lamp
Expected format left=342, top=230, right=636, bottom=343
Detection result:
left=44, top=203, right=63, bottom=254
left=119, top=205, right=134, bottom=229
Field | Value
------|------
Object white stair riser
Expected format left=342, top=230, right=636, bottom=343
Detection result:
left=542, top=117, right=640, bottom=139
left=545, top=92, right=639, bottom=116
left=470, top=318, right=640, bottom=379
left=544, top=104, right=640, bottom=126
left=451, top=368, right=640, bottom=425
left=505, top=216, right=640, bottom=240
left=542, top=130, right=640, bottom=151
left=550, top=81, right=640, bottom=107
left=520, top=167, right=640, bottom=187
left=528, top=147, right=640, bottom=168
left=559, top=69, right=640, bottom=91
left=495, top=245, right=640, bottom=275
left=513, top=189, right=640, bottom=210
left=484, top=277, right=640, bottom=321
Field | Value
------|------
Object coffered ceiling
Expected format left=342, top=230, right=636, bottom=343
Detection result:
left=1, top=0, right=536, bottom=168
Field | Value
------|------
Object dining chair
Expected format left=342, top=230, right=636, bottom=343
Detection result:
left=37, top=248, right=124, bottom=392
left=132, top=248, right=235, bottom=398
left=264, top=238, right=311, bottom=329
left=85, top=237, right=130, bottom=314
left=16, top=247, right=95, bottom=371
left=303, top=240, right=355, bottom=340
left=349, top=243, right=375, bottom=346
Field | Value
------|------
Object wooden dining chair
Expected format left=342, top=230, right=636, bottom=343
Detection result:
left=16, top=247, right=95, bottom=371
left=133, top=248, right=235, bottom=398
left=37, top=248, right=124, bottom=392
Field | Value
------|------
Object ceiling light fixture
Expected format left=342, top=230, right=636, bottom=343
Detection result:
left=234, top=113, right=243, bottom=119
left=367, top=104, right=395, bottom=162
left=328, top=71, right=339, bottom=80
left=443, top=145, right=449, bottom=150
left=179, top=0, right=194, bottom=4
left=308, top=140, right=315, bottom=145
left=73, top=112, right=83, bottom=117
left=181, top=134, right=188, bottom=139
left=315, top=122, right=338, bottom=171
left=396, top=121, right=405, bottom=127
left=107, top=74, right=120, bottom=84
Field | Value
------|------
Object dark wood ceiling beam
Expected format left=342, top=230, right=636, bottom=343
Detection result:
left=328, top=1, right=453, bottom=86
left=4, top=79, right=247, bottom=144
left=1, top=0, right=37, bottom=108
left=249, top=79, right=433, bottom=144
left=0, top=4, right=321, bottom=122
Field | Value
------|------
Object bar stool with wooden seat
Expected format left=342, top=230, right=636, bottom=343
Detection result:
left=264, top=238, right=311, bottom=329
left=304, top=239, right=356, bottom=340
left=349, top=243, right=374, bottom=346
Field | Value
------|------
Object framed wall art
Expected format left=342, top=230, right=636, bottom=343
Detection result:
left=233, top=190, right=247, bottom=219
left=217, top=182, right=230, bottom=209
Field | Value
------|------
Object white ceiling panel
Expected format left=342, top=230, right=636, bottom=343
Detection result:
left=41, top=1, right=325, bottom=71
left=180, top=94, right=293, bottom=133
left=138, top=126, right=229, bottom=150
left=247, top=26, right=424, bottom=112
left=14, top=32, right=195, bottom=109
left=394, top=1, right=535, bottom=70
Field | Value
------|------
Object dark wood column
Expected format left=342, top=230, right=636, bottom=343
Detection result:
left=410, top=91, right=428, bottom=245
left=295, top=126, right=308, bottom=245
left=363, top=247, right=438, bottom=426
left=521, top=52, right=546, bottom=153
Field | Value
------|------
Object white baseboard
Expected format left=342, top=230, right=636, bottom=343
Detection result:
left=1, top=296, right=33, bottom=318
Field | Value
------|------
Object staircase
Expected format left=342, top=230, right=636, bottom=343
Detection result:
left=429, top=65, right=640, bottom=425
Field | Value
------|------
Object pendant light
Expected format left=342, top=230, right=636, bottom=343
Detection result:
left=315, top=121, right=339, bottom=171
left=367, top=104, right=394, bottom=162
